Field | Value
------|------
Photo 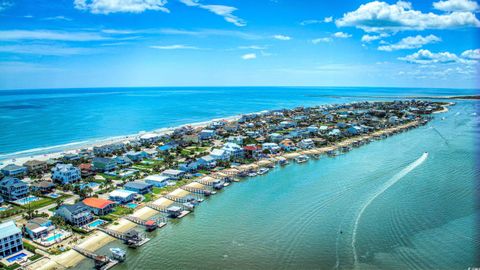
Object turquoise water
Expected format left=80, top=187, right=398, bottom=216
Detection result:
left=46, top=233, right=63, bottom=242
left=74, top=100, right=479, bottom=270
left=0, top=87, right=477, bottom=160
left=126, top=203, right=138, bottom=209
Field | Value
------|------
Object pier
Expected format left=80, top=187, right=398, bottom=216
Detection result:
left=124, top=215, right=164, bottom=231
left=72, top=246, right=118, bottom=270
left=97, top=227, right=150, bottom=248
left=181, top=185, right=214, bottom=196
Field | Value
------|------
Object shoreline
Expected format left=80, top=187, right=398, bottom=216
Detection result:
left=31, top=116, right=439, bottom=270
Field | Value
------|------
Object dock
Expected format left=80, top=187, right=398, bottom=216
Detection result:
left=97, top=227, right=150, bottom=248
left=124, top=215, right=163, bottom=231
left=181, top=185, right=213, bottom=196
left=72, top=246, right=118, bottom=270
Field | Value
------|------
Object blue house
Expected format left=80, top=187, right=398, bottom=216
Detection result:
left=125, top=151, right=149, bottom=162
left=0, top=177, right=29, bottom=201
left=157, top=142, right=178, bottom=152
left=347, top=126, right=362, bottom=135
left=124, top=181, right=152, bottom=194
left=55, top=202, right=93, bottom=226
left=1, top=164, right=27, bottom=178
left=114, top=156, right=133, bottom=166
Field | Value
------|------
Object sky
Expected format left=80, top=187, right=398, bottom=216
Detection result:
left=0, top=0, right=478, bottom=90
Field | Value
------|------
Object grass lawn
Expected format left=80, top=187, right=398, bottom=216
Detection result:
left=143, top=193, right=156, bottom=202
left=110, top=206, right=134, bottom=217
left=0, top=205, right=24, bottom=219
left=22, top=197, right=54, bottom=210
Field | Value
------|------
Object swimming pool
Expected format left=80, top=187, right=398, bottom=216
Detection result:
left=47, top=193, right=61, bottom=198
left=126, top=203, right=137, bottom=209
left=79, top=182, right=100, bottom=190
left=0, top=207, right=7, bottom=211
left=87, top=219, right=105, bottom=228
left=45, top=233, right=63, bottom=242
left=6, top=252, right=27, bottom=263
left=14, top=196, right=39, bottom=205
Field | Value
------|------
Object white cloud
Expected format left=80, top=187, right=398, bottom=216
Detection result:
left=179, top=0, right=246, bottom=27
left=242, top=53, right=256, bottom=60
left=149, top=44, right=199, bottom=50
left=43, top=16, right=73, bottom=21
left=333, top=32, right=352, bottom=38
left=237, top=45, right=268, bottom=50
left=324, top=16, right=333, bottom=23
left=336, top=1, right=480, bottom=32
left=461, top=49, right=480, bottom=59
left=74, top=0, right=169, bottom=14
left=0, top=30, right=108, bottom=41
left=399, top=49, right=475, bottom=64
left=312, top=37, right=332, bottom=44
left=433, top=0, right=479, bottom=12
left=378, top=34, right=441, bottom=51
left=300, top=16, right=334, bottom=25
left=361, top=33, right=390, bottom=42
left=273, top=34, right=291, bottom=40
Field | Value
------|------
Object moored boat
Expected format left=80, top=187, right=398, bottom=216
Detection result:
left=295, top=155, right=309, bottom=163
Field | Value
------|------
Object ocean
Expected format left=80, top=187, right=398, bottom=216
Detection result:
left=0, top=87, right=478, bottom=269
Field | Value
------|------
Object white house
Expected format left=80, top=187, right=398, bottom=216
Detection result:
left=262, top=143, right=281, bottom=154
left=51, top=164, right=81, bottom=184
left=222, top=143, right=244, bottom=159
left=198, top=129, right=215, bottom=140
left=210, top=149, right=229, bottom=161
left=144, top=175, right=170, bottom=187
left=161, top=169, right=185, bottom=180
left=109, top=189, right=137, bottom=203
left=298, top=139, right=315, bottom=149
left=0, top=221, right=23, bottom=258
left=307, top=126, right=319, bottom=133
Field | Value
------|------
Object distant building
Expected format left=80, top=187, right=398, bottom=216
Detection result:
left=209, top=149, right=229, bottom=161
left=298, top=139, right=315, bottom=149
left=198, top=129, right=215, bottom=140
left=262, top=143, right=281, bottom=154
left=114, top=156, right=133, bottom=167
left=0, top=177, right=29, bottom=201
left=24, top=218, right=54, bottom=240
left=83, top=197, right=115, bottom=216
left=0, top=164, right=27, bottom=178
left=55, top=202, right=93, bottom=226
left=125, top=151, right=149, bottom=162
left=143, top=175, right=170, bottom=187
left=30, top=181, right=55, bottom=194
left=51, top=164, right=81, bottom=185
left=222, top=143, right=244, bottom=159
left=0, top=221, right=23, bottom=258
left=92, top=157, right=117, bottom=172
left=161, top=169, right=185, bottom=180
left=23, top=160, right=47, bottom=174
left=109, top=189, right=137, bottom=203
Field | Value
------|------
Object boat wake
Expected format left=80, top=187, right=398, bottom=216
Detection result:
left=351, top=152, right=428, bottom=267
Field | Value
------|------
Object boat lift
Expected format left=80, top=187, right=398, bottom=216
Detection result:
left=72, top=246, right=118, bottom=270
left=124, top=215, right=166, bottom=231
left=181, top=185, right=214, bottom=196
left=97, top=227, right=149, bottom=248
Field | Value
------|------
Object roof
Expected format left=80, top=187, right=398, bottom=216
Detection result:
left=59, top=202, right=88, bottom=214
left=0, top=221, right=21, bottom=239
left=93, top=157, right=114, bottom=164
left=23, top=160, right=46, bottom=166
left=31, top=181, right=55, bottom=188
left=124, top=181, right=152, bottom=189
left=162, top=169, right=184, bottom=175
left=0, top=177, right=26, bottom=188
left=210, top=149, right=226, bottom=156
left=144, top=175, right=170, bottom=182
left=83, top=197, right=115, bottom=209
left=167, top=206, right=182, bottom=212
left=243, top=145, right=259, bottom=151
left=110, top=189, right=137, bottom=198
left=1, top=164, right=26, bottom=171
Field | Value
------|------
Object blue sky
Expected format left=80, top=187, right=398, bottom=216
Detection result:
left=0, top=0, right=478, bottom=90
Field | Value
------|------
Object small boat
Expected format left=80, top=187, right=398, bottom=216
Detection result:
left=257, top=168, right=269, bottom=175
left=295, top=155, right=309, bottom=163
left=247, top=171, right=257, bottom=177
left=312, top=154, right=320, bottom=159
left=110, top=247, right=126, bottom=261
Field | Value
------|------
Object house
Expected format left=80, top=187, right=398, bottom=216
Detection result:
left=157, top=142, right=178, bottom=152
left=161, top=169, right=185, bottom=180
left=0, top=177, right=29, bottom=201
left=279, top=139, right=296, bottom=151
left=55, top=202, right=93, bottom=226
left=198, top=129, right=215, bottom=140
left=388, top=116, right=399, bottom=124
left=124, top=181, right=152, bottom=194
left=92, top=157, right=117, bottom=172
left=125, top=151, right=149, bottom=162
left=298, top=139, right=315, bottom=149
left=23, top=160, right=47, bottom=174
left=139, top=133, right=162, bottom=144
left=197, top=155, right=217, bottom=169
left=24, top=218, right=54, bottom=240
left=143, top=175, right=170, bottom=187
left=311, top=138, right=327, bottom=146
left=51, top=164, right=81, bottom=184
left=178, top=161, right=199, bottom=172
left=243, top=145, right=261, bottom=159
left=347, top=126, right=362, bottom=135
left=0, top=164, right=27, bottom=178
left=79, top=163, right=94, bottom=177
left=307, top=126, right=319, bottom=133
left=222, top=143, right=244, bottom=159
left=109, top=189, right=137, bottom=203
left=328, top=129, right=341, bottom=137
left=269, top=133, right=283, bottom=143
left=30, top=181, right=55, bottom=194
left=0, top=221, right=23, bottom=258
left=83, top=198, right=115, bottom=216
left=114, top=156, right=133, bottom=167
left=262, top=143, right=281, bottom=154
left=279, top=121, right=295, bottom=129
left=62, top=153, right=80, bottom=162
left=210, top=149, right=229, bottom=161
left=226, top=136, right=244, bottom=145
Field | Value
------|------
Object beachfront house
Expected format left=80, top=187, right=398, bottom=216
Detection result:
left=92, top=157, right=117, bottom=172
left=30, top=181, right=55, bottom=194
left=23, top=160, right=48, bottom=174
left=79, top=163, right=94, bottom=178
left=222, top=143, right=244, bottom=159
left=298, top=139, right=315, bottom=149
left=243, top=145, right=261, bottom=159
left=109, top=189, right=137, bottom=203
left=209, top=149, right=229, bottom=161
left=198, top=129, right=215, bottom=140
left=279, top=139, right=296, bottom=152
left=347, top=126, right=362, bottom=135
left=124, top=181, right=152, bottom=194
left=62, top=153, right=80, bottom=162
left=178, top=161, right=199, bottom=172
left=82, top=197, right=115, bottom=216
left=55, top=202, right=93, bottom=226
left=114, top=156, right=133, bottom=167
left=0, top=164, right=27, bottom=178
left=24, top=217, right=54, bottom=240
left=197, top=155, right=217, bottom=169
left=262, top=143, right=281, bottom=154
left=0, top=221, right=24, bottom=258
left=143, top=174, right=170, bottom=187
left=0, top=177, right=29, bottom=201
left=125, top=151, right=149, bottom=162
left=51, top=164, right=81, bottom=184
left=139, top=133, right=162, bottom=145
left=161, top=169, right=185, bottom=180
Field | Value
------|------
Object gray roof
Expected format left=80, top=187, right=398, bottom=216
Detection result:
left=0, top=221, right=21, bottom=239
left=124, top=181, right=152, bottom=190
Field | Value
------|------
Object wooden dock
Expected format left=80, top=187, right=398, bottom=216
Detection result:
left=72, top=246, right=119, bottom=270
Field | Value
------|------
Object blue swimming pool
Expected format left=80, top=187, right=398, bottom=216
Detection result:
left=126, top=203, right=137, bottom=209
left=0, top=207, right=7, bottom=211
left=79, top=182, right=99, bottom=190
left=48, top=193, right=60, bottom=198
left=15, top=196, right=39, bottom=205
left=46, top=233, right=63, bottom=242
left=87, top=219, right=105, bottom=228
left=6, top=252, right=27, bottom=263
